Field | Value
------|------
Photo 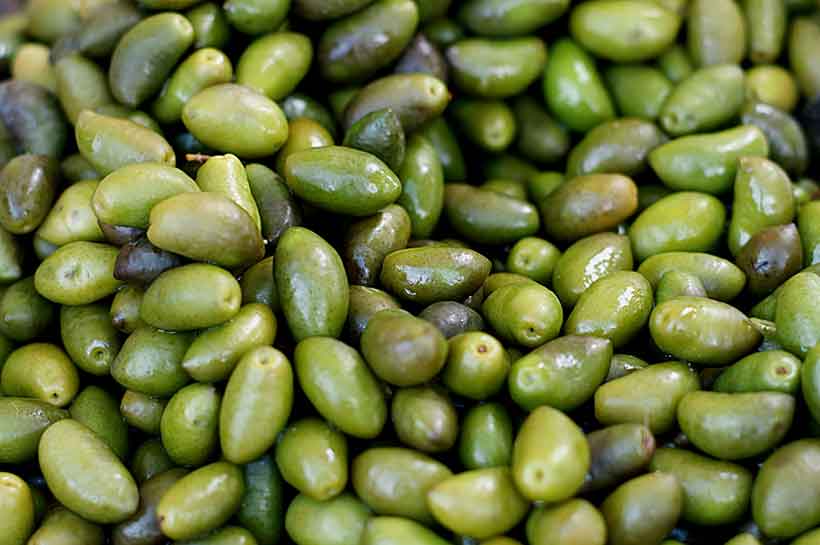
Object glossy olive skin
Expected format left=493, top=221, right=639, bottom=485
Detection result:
left=147, top=192, right=264, bottom=270
left=285, top=492, right=370, bottom=545
left=395, top=33, right=448, bottom=82
left=130, top=439, right=174, bottom=484
left=185, top=2, right=230, bottom=50
left=659, top=64, right=745, bottom=136
left=441, top=331, right=507, bottom=399
left=450, top=98, right=516, bottom=152
left=380, top=247, right=491, bottom=305
left=343, top=108, right=405, bottom=173
left=1, top=343, right=80, bottom=408
left=0, top=276, right=54, bottom=342
left=275, top=418, right=348, bottom=501
left=542, top=38, right=615, bottom=133
left=111, top=327, right=193, bottom=397
left=802, top=346, right=820, bottom=425
left=181, top=302, right=277, bottom=383
left=655, top=269, right=707, bottom=304
left=75, top=112, right=175, bottom=176
left=246, top=163, right=302, bottom=247
left=397, top=134, right=445, bottom=239
left=418, top=117, right=465, bottom=182
left=10, top=44, right=48, bottom=90
left=0, top=397, right=68, bottom=464
left=284, top=146, right=402, bottom=217
left=220, top=346, right=293, bottom=465
left=566, top=118, right=666, bottom=177
left=581, top=424, right=655, bottom=494
left=688, top=0, right=746, bottom=67
left=728, top=156, right=796, bottom=257
left=736, top=224, right=803, bottom=296
left=606, top=354, right=650, bottom=382
left=457, top=0, right=569, bottom=36
left=541, top=174, right=638, bottom=242
left=28, top=505, right=105, bottom=545
left=595, top=361, right=700, bottom=434
left=678, top=391, right=794, bottom=460
left=0, top=80, right=67, bottom=158
left=195, top=153, right=261, bottom=232
left=444, top=184, right=538, bottom=245
left=639, top=252, right=746, bottom=302
left=552, top=233, right=634, bottom=307
left=182, top=84, right=289, bottom=159
left=120, top=391, right=166, bottom=435
left=295, top=337, right=386, bottom=438
left=54, top=53, right=113, bottom=125
left=459, top=402, right=513, bottom=470
left=0, top=154, right=59, bottom=235
left=716, top=350, right=802, bottom=395
left=236, top=32, right=311, bottom=102
left=93, top=164, right=198, bottom=230
left=292, top=0, right=374, bottom=20
left=565, top=271, right=653, bottom=348
left=651, top=448, right=752, bottom=527
left=39, top=419, right=139, bottom=524
left=237, top=454, right=285, bottom=545
left=343, top=205, right=411, bottom=286
left=650, top=297, right=761, bottom=366
left=509, top=335, right=612, bottom=412
left=161, top=383, right=220, bottom=467
left=792, top=528, right=820, bottom=545
left=112, top=468, right=187, bottom=545
left=0, top=472, right=35, bottom=545
left=108, top=13, right=194, bottom=107
left=114, top=238, right=183, bottom=285
left=790, top=17, right=820, bottom=99
left=775, top=271, right=820, bottom=357
left=752, top=439, right=820, bottom=538
left=512, top=96, right=569, bottom=165
left=605, top=65, right=672, bottom=121
left=344, top=74, right=449, bottom=133
left=361, top=310, right=447, bottom=386
left=0, top=226, right=22, bottom=284
left=275, top=227, right=349, bottom=342
left=446, top=37, right=546, bottom=98
left=601, top=472, right=683, bottom=545
left=347, top=286, right=401, bottom=344
left=36, top=179, right=104, bottom=247
left=360, top=516, right=452, bottom=545
left=527, top=499, right=606, bottom=545
left=742, top=101, right=808, bottom=177
left=352, top=447, right=450, bottom=524
left=70, top=385, right=129, bottom=460
left=629, top=191, right=726, bottom=262
left=156, top=462, right=245, bottom=541
left=427, top=467, right=529, bottom=539
left=512, top=406, right=589, bottom=503
left=800, top=201, right=820, bottom=267
left=505, top=236, right=560, bottom=285
left=419, top=301, right=484, bottom=339
left=571, top=1, right=680, bottom=63
left=140, top=264, right=241, bottom=331
left=649, top=125, right=769, bottom=195
left=482, top=283, right=563, bottom=348
left=8, top=2, right=820, bottom=541
left=318, top=0, right=419, bottom=83
left=392, top=386, right=458, bottom=453
left=745, top=65, right=798, bottom=113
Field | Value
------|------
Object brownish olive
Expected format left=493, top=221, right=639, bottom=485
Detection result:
left=114, top=238, right=185, bottom=284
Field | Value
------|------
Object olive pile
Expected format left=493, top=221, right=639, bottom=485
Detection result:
left=0, top=1, right=819, bottom=545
